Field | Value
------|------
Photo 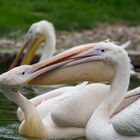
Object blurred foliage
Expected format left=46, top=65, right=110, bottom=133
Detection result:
left=0, top=0, right=140, bottom=36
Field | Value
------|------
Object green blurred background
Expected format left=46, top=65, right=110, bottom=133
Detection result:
left=0, top=0, right=140, bottom=36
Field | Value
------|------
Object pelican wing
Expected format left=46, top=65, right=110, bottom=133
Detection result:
left=112, top=87, right=140, bottom=136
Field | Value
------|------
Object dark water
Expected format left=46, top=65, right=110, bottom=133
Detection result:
left=0, top=78, right=139, bottom=140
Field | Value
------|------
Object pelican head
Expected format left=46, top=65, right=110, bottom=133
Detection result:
left=0, top=64, right=54, bottom=90
left=10, top=20, right=56, bottom=69
left=1, top=49, right=69, bottom=90
left=29, top=42, right=131, bottom=85
left=0, top=65, right=34, bottom=89
left=90, top=42, right=130, bottom=65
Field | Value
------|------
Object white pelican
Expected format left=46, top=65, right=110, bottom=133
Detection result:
left=85, top=43, right=140, bottom=139
left=1, top=42, right=140, bottom=139
left=9, top=20, right=56, bottom=69
left=0, top=65, right=85, bottom=139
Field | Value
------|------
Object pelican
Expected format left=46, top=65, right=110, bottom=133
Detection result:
left=0, top=42, right=140, bottom=139
left=85, top=43, right=140, bottom=139
left=0, top=65, right=85, bottom=139
left=9, top=20, right=56, bottom=69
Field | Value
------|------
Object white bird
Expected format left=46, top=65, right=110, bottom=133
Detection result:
left=9, top=20, right=56, bottom=69
left=85, top=43, right=140, bottom=140
left=1, top=42, right=140, bottom=139
left=0, top=65, right=85, bottom=139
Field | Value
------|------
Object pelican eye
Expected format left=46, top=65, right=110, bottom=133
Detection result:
left=21, top=71, right=25, bottom=75
left=20, top=68, right=31, bottom=77
left=101, top=49, right=105, bottom=52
